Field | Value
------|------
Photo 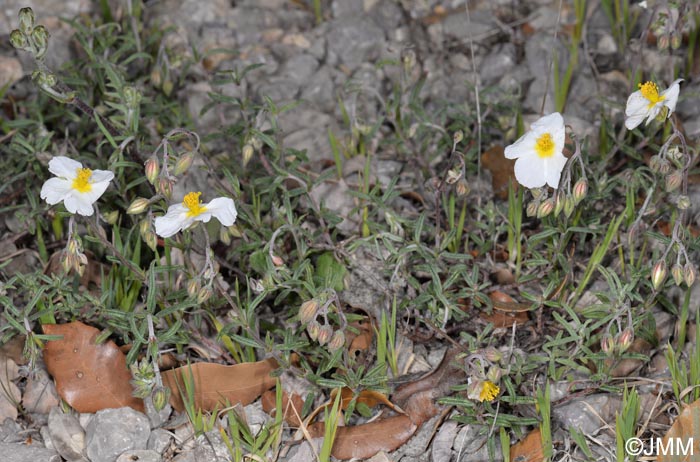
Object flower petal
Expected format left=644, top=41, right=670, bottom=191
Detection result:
left=644, top=104, right=662, bottom=126
left=513, top=153, right=546, bottom=189
left=64, top=193, right=95, bottom=216
left=661, top=78, right=683, bottom=115
left=40, top=177, right=72, bottom=205
left=204, top=197, right=237, bottom=226
left=504, top=131, right=536, bottom=160
left=90, top=169, right=115, bottom=183
left=155, top=204, right=191, bottom=238
left=531, top=112, right=563, bottom=132
left=81, top=179, right=113, bottom=205
left=625, top=92, right=650, bottom=130
left=48, top=156, right=82, bottom=179
left=544, top=153, right=568, bottom=189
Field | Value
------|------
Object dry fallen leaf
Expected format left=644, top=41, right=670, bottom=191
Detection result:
left=658, top=398, right=700, bottom=462
left=480, top=291, right=529, bottom=328
left=481, top=145, right=516, bottom=200
left=162, top=359, right=278, bottom=412
left=43, top=321, right=144, bottom=413
left=511, top=428, right=545, bottom=462
left=0, top=354, right=20, bottom=421
left=309, top=415, right=418, bottom=460
left=261, top=389, right=304, bottom=427
left=333, top=387, right=402, bottom=414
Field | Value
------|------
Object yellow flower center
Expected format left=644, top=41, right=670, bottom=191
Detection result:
left=639, top=81, right=664, bottom=108
left=479, top=381, right=500, bottom=402
left=183, top=191, right=206, bottom=217
left=71, top=168, right=93, bottom=193
left=534, top=133, right=555, bottom=158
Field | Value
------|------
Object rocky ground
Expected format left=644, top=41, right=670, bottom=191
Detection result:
left=1, top=0, right=699, bottom=461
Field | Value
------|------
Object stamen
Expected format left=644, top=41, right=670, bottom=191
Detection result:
left=71, top=168, right=93, bottom=193
left=183, top=191, right=206, bottom=217
left=639, top=81, right=664, bottom=106
left=534, top=133, right=555, bottom=158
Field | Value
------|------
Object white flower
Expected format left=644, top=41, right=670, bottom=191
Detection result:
left=155, top=191, right=237, bottom=238
left=40, top=156, right=114, bottom=216
left=625, top=79, right=682, bottom=130
left=504, top=112, right=567, bottom=189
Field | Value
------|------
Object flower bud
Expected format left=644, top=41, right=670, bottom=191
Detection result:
left=144, top=156, right=159, bottom=184
left=456, top=178, right=470, bottom=197
left=407, top=123, right=419, bottom=138
left=327, top=330, right=345, bottom=352
left=158, top=178, right=173, bottom=199
left=187, top=279, right=200, bottom=298
left=103, top=210, right=119, bottom=225
left=10, top=29, right=28, bottom=50
left=251, top=136, right=263, bottom=151
left=676, top=195, right=690, bottom=210
left=162, top=79, right=174, bottom=96
left=299, top=299, right=320, bottom=324
left=617, top=328, right=634, bottom=354
left=123, top=86, right=142, bottom=107
left=18, top=8, right=35, bottom=35
left=219, top=226, right=231, bottom=245
left=173, top=151, right=195, bottom=176
left=228, top=225, right=243, bottom=238
left=572, top=178, right=588, bottom=205
left=657, top=34, right=670, bottom=50
left=651, top=260, right=667, bottom=291
left=537, top=198, right=555, bottom=218
left=667, top=146, right=683, bottom=163
left=250, top=278, right=264, bottom=294
left=554, top=191, right=565, bottom=216
left=196, top=286, right=212, bottom=304
left=317, top=324, right=333, bottom=345
left=684, top=263, right=697, bottom=287
left=307, top=320, right=321, bottom=341
left=650, top=156, right=670, bottom=174
left=482, top=347, right=502, bottom=363
left=271, top=254, right=284, bottom=267
left=530, top=187, right=544, bottom=200
left=665, top=171, right=682, bottom=192
left=670, top=32, right=681, bottom=50
left=31, top=25, right=49, bottom=59
left=486, top=366, right=502, bottom=383
left=127, top=197, right=150, bottom=215
left=526, top=201, right=538, bottom=217
left=242, top=144, right=254, bottom=167
left=563, top=196, right=575, bottom=218
left=601, top=333, right=615, bottom=355
left=453, top=130, right=464, bottom=144
left=671, top=263, right=684, bottom=286
left=152, top=386, right=170, bottom=411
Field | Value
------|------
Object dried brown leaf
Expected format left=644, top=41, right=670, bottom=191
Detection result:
left=42, top=321, right=144, bottom=413
left=261, top=389, right=304, bottom=427
left=511, top=428, right=545, bottom=462
left=658, top=399, right=700, bottom=462
left=162, top=359, right=277, bottom=412
left=481, top=145, right=516, bottom=200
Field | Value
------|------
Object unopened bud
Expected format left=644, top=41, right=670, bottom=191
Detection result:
left=486, top=366, right=502, bottom=383
left=127, top=197, right=150, bottom=215
left=62, top=252, right=76, bottom=274
left=554, top=191, right=565, bottom=216
left=317, top=324, right=333, bottom=345
left=173, top=152, right=195, bottom=176
left=187, top=279, right=200, bottom=298
left=453, top=130, right=463, bottom=144
left=143, top=231, right=157, bottom=251
left=250, top=278, right=264, bottom=294
left=684, top=263, right=697, bottom=287
left=671, top=263, right=684, bottom=285
left=299, top=299, right=320, bottom=324
left=103, top=210, right=119, bottom=225
left=158, top=178, right=173, bottom=199
left=572, top=178, right=588, bottom=205
left=242, top=144, right=254, bottom=167
left=271, top=254, right=284, bottom=267
left=407, top=123, right=419, bottom=138
left=152, top=386, right=170, bottom=411
left=617, top=328, right=634, bottom=354
left=123, top=86, right=142, bottom=107
left=31, top=25, right=49, bottom=59
left=251, top=136, right=263, bottom=151
left=18, top=8, right=35, bottom=35
left=530, top=188, right=544, bottom=200
left=651, top=260, right=667, bottom=291
left=196, top=286, right=212, bottom=304
left=456, top=178, right=470, bottom=197
left=667, top=146, right=683, bottom=163
left=307, top=320, right=321, bottom=341
left=446, top=168, right=461, bottom=185
left=327, top=330, right=345, bottom=352
left=601, top=333, right=615, bottom=355
left=665, top=171, right=682, bottom=192
left=144, top=157, right=159, bottom=184
left=482, top=347, right=502, bottom=363
left=526, top=201, right=538, bottom=217
left=228, top=225, right=243, bottom=238
left=658, top=34, right=670, bottom=50
left=537, top=198, right=555, bottom=218
left=677, top=195, right=691, bottom=210
left=650, top=156, right=670, bottom=174
left=150, top=68, right=162, bottom=88
left=219, top=226, right=231, bottom=245
left=162, top=79, right=174, bottom=96
left=564, top=196, right=575, bottom=218
left=10, top=30, right=28, bottom=50
left=670, top=32, right=681, bottom=50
